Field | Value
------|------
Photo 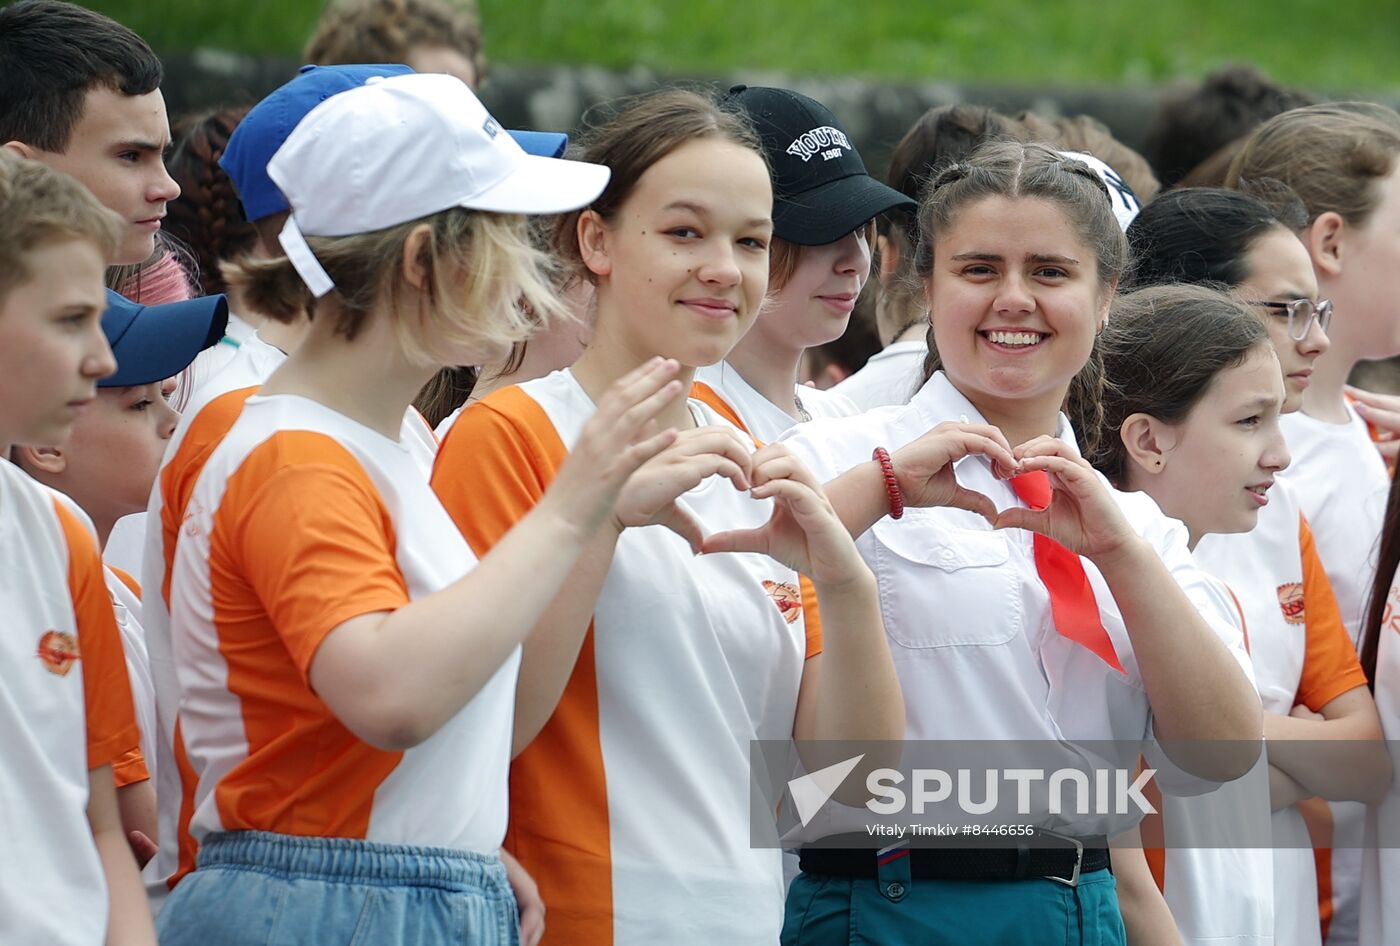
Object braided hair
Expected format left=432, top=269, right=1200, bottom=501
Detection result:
left=165, top=107, right=256, bottom=295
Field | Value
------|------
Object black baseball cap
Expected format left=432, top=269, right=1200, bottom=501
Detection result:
left=724, top=85, right=916, bottom=246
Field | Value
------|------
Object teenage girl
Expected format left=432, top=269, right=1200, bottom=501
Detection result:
left=833, top=104, right=1031, bottom=411
left=137, top=63, right=436, bottom=909
left=1230, top=117, right=1400, bottom=940
left=1126, top=186, right=1390, bottom=946
left=1226, top=103, right=1400, bottom=649
left=155, top=73, right=682, bottom=945
left=776, top=140, right=1261, bottom=945
left=1090, top=283, right=1293, bottom=946
left=431, top=88, right=904, bottom=945
left=692, top=85, right=913, bottom=440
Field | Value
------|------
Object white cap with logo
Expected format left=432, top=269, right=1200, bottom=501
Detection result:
left=1057, top=150, right=1142, bottom=232
left=268, top=72, right=610, bottom=296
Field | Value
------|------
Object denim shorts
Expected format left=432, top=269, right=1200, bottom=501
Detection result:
left=156, top=830, right=519, bottom=946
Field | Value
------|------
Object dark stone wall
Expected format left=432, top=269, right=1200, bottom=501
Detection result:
left=161, top=52, right=1400, bottom=388
left=161, top=52, right=1400, bottom=183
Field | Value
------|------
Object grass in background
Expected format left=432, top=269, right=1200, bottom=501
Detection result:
left=83, top=0, right=1397, bottom=91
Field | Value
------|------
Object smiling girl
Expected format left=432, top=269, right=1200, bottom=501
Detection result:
left=776, top=141, right=1260, bottom=945
left=431, top=88, right=903, bottom=945
left=1091, top=283, right=1287, bottom=946
left=1122, top=187, right=1389, bottom=946
left=692, top=85, right=914, bottom=440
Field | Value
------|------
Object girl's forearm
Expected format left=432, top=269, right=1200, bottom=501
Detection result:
left=796, top=571, right=903, bottom=745
left=1264, top=709, right=1391, bottom=803
left=1095, top=539, right=1262, bottom=775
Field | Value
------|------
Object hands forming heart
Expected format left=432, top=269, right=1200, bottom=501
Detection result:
left=611, top=418, right=1139, bottom=572
left=888, top=423, right=1138, bottom=562
left=614, top=430, right=871, bottom=587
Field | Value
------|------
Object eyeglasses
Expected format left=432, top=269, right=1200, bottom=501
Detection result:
left=1244, top=298, right=1334, bottom=341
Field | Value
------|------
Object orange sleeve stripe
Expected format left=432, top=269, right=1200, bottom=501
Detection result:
left=434, top=386, right=570, bottom=553
left=689, top=381, right=751, bottom=435
left=222, top=433, right=411, bottom=676
left=1225, top=585, right=1251, bottom=654
left=1296, top=515, right=1370, bottom=711
left=159, top=386, right=257, bottom=607
left=434, top=389, right=615, bottom=946
left=112, top=745, right=150, bottom=787
left=207, top=431, right=409, bottom=841
left=1137, top=757, right=1167, bottom=892
left=54, top=500, right=142, bottom=771
left=798, top=576, right=824, bottom=659
left=1298, top=796, right=1335, bottom=941
left=109, top=566, right=141, bottom=599
left=170, top=716, right=201, bottom=889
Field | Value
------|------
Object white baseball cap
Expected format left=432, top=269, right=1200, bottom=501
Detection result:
left=1058, top=150, right=1142, bottom=232
left=267, top=72, right=610, bottom=296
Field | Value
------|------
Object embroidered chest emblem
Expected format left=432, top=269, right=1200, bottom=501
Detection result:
left=763, top=580, right=802, bottom=624
left=36, top=630, right=81, bottom=676
left=1277, top=582, right=1305, bottom=626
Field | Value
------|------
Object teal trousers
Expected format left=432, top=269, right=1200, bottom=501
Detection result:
left=782, top=868, right=1126, bottom=946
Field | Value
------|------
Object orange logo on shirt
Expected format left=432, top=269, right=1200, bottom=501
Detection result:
left=1386, top=584, right=1400, bottom=636
left=764, top=581, right=802, bottom=624
left=1277, top=582, right=1305, bottom=626
left=36, top=630, right=80, bottom=676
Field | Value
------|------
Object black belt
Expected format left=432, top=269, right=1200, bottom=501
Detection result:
left=799, top=832, right=1110, bottom=887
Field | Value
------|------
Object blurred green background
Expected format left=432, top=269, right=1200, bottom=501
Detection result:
left=80, top=0, right=1399, bottom=90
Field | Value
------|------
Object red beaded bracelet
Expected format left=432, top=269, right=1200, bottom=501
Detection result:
left=871, top=447, right=904, bottom=520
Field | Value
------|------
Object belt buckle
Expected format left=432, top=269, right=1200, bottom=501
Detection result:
left=1038, top=829, right=1083, bottom=888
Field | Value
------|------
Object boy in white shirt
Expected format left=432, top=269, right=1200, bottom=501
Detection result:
left=0, top=149, right=154, bottom=944
left=13, top=288, right=227, bottom=854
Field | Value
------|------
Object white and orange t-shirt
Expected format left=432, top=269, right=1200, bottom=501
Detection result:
left=432, top=368, right=821, bottom=946
left=105, top=565, right=155, bottom=790
left=1195, top=480, right=1369, bottom=946
left=1279, top=407, right=1388, bottom=645
left=693, top=360, right=859, bottom=443
left=1141, top=571, right=1276, bottom=946
left=140, top=332, right=438, bottom=899
left=166, top=393, right=512, bottom=883
left=1279, top=405, right=1388, bottom=946
left=0, top=459, right=141, bottom=946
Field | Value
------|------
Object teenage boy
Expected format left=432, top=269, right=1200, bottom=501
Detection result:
left=14, top=289, right=228, bottom=859
left=0, top=0, right=179, bottom=266
left=0, top=150, right=156, bottom=945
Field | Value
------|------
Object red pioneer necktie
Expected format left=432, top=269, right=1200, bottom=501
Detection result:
left=1008, top=470, right=1124, bottom=673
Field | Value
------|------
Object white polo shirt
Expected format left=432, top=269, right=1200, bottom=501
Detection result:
left=1196, top=481, right=1369, bottom=946
left=780, top=371, right=1251, bottom=840
left=693, top=360, right=858, bottom=443
left=0, top=459, right=141, bottom=946
left=831, top=338, right=927, bottom=410
left=1151, top=570, right=1275, bottom=946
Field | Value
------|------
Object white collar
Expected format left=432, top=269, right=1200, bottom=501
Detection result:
left=906, top=371, right=1081, bottom=455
